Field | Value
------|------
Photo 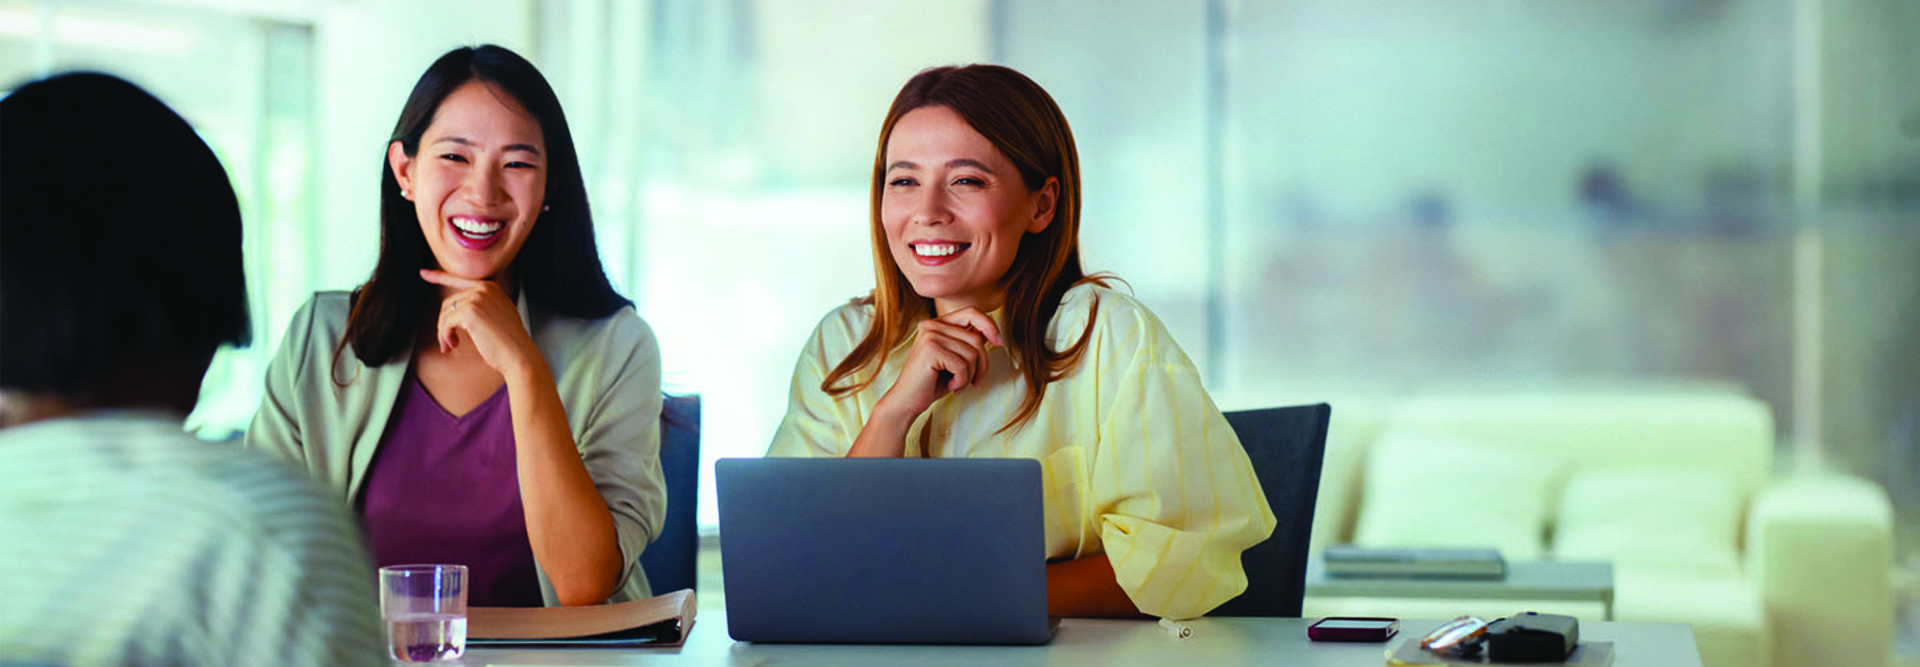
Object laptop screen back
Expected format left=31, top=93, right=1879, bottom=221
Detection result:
left=716, top=457, right=1051, bottom=644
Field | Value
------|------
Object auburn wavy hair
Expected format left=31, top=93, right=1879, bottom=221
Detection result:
left=822, top=64, right=1110, bottom=433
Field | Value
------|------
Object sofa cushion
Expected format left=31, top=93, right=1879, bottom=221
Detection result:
left=1352, top=433, right=1559, bottom=560
left=1385, top=393, right=1774, bottom=499
left=1552, top=469, right=1741, bottom=572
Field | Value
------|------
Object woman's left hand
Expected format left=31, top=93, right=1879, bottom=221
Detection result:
left=421, top=269, right=539, bottom=375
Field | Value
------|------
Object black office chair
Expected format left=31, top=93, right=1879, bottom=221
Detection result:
left=1209, top=403, right=1331, bottom=617
left=639, top=394, right=701, bottom=594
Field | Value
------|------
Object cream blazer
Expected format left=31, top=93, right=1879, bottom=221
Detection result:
left=245, top=291, right=665, bottom=605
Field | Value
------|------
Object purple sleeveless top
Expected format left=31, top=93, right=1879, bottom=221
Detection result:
left=360, top=374, right=546, bottom=607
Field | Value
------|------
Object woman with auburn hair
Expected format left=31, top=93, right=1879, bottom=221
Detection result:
left=768, top=64, right=1275, bottom=620
left=247, top=45, right=663, bottom=607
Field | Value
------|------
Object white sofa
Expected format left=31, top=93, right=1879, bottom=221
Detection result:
left=1231, top=390, right=1894, bottom=667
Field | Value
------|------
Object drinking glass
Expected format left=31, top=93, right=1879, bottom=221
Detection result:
left=379, top=564, right=468, bottom=662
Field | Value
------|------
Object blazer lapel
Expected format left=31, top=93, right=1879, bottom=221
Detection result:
left=343, top=345, right=412, bottom=504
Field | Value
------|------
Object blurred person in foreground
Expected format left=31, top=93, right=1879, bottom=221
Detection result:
left=0, top=72, right=381, bottom=665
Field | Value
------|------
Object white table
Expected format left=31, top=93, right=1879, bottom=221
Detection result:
left=460, top=612, right=1698, bottom=666
left=1307, top=557, right=1617, bottom=620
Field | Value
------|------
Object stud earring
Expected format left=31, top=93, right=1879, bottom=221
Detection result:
left=401, top=188, right=411, bottom=198
left=543, top=205, right=550, bottom=212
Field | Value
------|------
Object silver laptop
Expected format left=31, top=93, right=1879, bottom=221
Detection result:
left=715, top=457, right=1055, bottom=644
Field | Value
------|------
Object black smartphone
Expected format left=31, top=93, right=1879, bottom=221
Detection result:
left=1307, top=616, right=1400, bottom=642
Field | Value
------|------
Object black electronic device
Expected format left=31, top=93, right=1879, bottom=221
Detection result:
left=1484, top=611, right=1578, bottom=663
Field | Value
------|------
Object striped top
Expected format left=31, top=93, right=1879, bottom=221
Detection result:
left=0, top=411, right=382, bottom=666
left=768, top=283, right=1277, bottom=620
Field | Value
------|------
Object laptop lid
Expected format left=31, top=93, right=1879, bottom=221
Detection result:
left=715, top=457, right=1052, bottom=645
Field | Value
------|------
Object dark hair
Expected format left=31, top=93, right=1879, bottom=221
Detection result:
left=824, top=64, right=1110, bottom=433
left=340, top=44, right=630, bottom=370
left=0, top=72, right=250, bottom=395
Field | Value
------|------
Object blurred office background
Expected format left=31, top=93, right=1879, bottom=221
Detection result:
left=3, top=0, right=1915, bottom=648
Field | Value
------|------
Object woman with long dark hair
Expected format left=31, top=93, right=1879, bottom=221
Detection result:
left=248, top=45, right=663, bottom=607
left=768, top=65, right=1275, bottom=620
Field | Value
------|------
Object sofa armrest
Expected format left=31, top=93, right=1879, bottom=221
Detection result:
left=1748, top=473, right=1894, bottom=667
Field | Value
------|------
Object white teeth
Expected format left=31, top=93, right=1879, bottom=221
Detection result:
left=452, top=217, right=503, bottom=236
left=914, top=243, right=963, bottom=257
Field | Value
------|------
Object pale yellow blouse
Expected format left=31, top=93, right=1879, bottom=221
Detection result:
left=768, top=283, right=1276, bottom=619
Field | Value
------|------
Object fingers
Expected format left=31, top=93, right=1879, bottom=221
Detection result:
left=419, top=268, right=486, bottom=290
left=936, top=307, right=1003, bottom=346
left=433, top=291, right=488, bottom=354
left=903, top=307, right=1003, bottom=400
left=920, top=318, right=990, bottom=352
left=920, top=340, right=976, bottom=393
left=422, top=271, right=505, bottom=355
left=436, top=297, right=463, bottom=354
left=924, top=334, right=982, bottom=392
left=917, top=321, right=989, bottom=392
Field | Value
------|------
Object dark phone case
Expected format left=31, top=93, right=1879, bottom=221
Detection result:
left=1307, top=617, right=1400, bottom=642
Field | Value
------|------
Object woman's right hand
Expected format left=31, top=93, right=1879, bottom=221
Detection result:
left=874, top=307, right=1004, bottom=421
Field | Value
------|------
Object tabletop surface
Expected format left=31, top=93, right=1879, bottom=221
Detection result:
left=458, top=612, right=1698, bottom=667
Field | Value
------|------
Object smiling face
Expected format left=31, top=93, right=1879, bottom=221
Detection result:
left=880, top=105, right=1056, bottom=315
left=388, top=80, right=547, bottom=286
